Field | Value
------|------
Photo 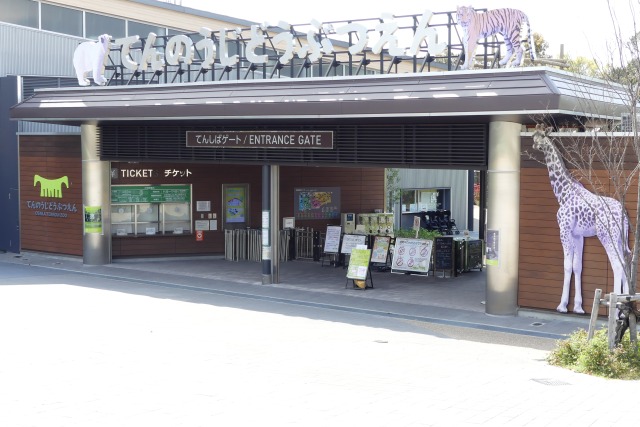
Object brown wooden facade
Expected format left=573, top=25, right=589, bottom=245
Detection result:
left=18, top=139, right=384, bottom=258
left=518, top=135, right=638, bottom=314
left=20, top=132, right=637, bottom=315
left=19, top=135, right=83, bottom=256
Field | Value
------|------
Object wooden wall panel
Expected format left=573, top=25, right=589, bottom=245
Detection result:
left=19, top=136, right=83, bottom=256
left=519, top=135, right=637, bottom=314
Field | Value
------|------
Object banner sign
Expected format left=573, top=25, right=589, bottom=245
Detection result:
left=186, top=131, right=333, bottom=149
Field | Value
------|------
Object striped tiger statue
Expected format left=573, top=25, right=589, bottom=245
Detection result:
left=456, top=6, right=536, bottom=70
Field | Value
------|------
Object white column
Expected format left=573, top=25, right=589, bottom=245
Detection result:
left=82, top=124, right=111, bottom=265
left=485, top=121, right=521, bottom=315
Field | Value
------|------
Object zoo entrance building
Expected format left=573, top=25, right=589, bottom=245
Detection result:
left=2, top=0, right=631, bottom=317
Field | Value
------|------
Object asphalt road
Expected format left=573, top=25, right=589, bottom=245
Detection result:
left=1, top=259, right=632, bottom=426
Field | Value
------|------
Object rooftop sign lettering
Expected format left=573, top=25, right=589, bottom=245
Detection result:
left=112, top=10, right=446, bottom=77
left=76, top=7, right=522, bottom=86
left=76, top=9, right=480, bottom=86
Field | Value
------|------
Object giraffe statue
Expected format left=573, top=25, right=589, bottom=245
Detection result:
left=532, top=126, right=630, bottom=313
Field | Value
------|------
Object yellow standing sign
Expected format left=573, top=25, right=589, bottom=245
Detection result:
left=346, top=248, right=373, bottom=289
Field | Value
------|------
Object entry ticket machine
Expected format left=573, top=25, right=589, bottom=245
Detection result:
left=341, top=213, right=356, bottom=233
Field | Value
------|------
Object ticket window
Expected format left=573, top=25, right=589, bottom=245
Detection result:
left=111, top=202, right=191, bottom=235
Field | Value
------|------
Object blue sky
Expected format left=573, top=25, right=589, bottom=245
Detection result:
left=180, top=0, right=636, bottom=61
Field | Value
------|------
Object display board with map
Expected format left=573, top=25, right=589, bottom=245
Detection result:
left=294, top=187, right=340, bottom=220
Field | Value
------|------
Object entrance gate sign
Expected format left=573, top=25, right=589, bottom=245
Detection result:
left=186, top=131, right=333, bottom=149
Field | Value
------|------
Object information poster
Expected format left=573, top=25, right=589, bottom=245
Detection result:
left=324, top=226, right=342, bottom=253
left=340, top=234, right=367, bottom=254
left=294, top=187, right=340, bottom=220
left=391, top=238, right=433, bottom=274
left=84, top=206, right=103, bottom=234
left=371, top=236, right=391, bottom=264
left=486, top=229, right=500, bottom=266
left=224, top=185, right=247, bottom=224
left=347, top=248, right=371, bottom=280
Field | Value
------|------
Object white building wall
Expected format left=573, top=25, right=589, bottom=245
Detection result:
left=0, top=22, right=82, bottom=77
left=397, top=169, right=470, bottom=231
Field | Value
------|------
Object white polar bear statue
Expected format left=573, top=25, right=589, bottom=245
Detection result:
left=72, top=34, right=111, bottom=86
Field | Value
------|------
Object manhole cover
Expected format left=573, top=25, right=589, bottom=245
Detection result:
left=531, top=378, right=570, bottom=386
left=531, top=322, right=545, bottom=327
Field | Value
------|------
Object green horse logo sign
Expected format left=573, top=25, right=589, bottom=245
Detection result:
left=34, top=174, right=69, bottom=198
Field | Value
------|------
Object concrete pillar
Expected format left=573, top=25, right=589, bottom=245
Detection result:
left=271, top=165, right=280, bottom=284
left=485, top=121, right=521, bottom=316
left=81, top=124, right=111, bottom=265
left=262, top=165, right=272, bottom=285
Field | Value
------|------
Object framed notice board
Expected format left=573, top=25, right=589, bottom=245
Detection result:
left=340, top=234, right=367, bottom=254
left=434, top=237, right=454, bottom=271
left=391, top=238, right=432, bottom=275
left=222, top=184, right=249, bottom=229
left=371, top=236, right=391, bottom=264
left=324, top=226, right=342, bottom=253
left=466, top=239, right=484, bottom=271
left=346, top=248, right=371, bottom=280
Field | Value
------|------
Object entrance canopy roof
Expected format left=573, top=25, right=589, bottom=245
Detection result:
left=11, top=67, right=628, bottom=126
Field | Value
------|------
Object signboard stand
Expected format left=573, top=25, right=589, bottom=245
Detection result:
left=371, top=235, right=392, bottom=272
left=345, top=247, right=373, bottom=290
left=339, top=234, right=368, bottom=270
left=321, top=226, right=343, bottom=267
left=434, top=236, right=454, bottom=278
left=391, top=238, right=433, bottom=277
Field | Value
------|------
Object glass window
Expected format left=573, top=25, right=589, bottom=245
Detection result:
left=136, top=203, right=158, bottom=222
left=85, top=12, right=125, bottom=39
left=128, top=20, right=166, bottom=38
left=41, top=3, right=82, bottom=37
left=112, top=202, right=191, bottom=235
left=0, top=0, right=38, bottom=28
left=162, top=203, right=191, bottom=234
left=401, top=190, right=416, bottom=212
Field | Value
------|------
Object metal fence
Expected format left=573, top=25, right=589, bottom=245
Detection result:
left=225, top=228, right=308, bottom=262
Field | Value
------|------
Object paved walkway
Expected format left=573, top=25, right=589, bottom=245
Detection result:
left=0, top=251, right=631, bottom=427
left=1, top=251, right=596, bottom=339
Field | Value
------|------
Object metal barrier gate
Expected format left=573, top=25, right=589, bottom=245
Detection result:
left=225, top=228, right=297, bottom=262
left=294, top=228, right=315, bottom=260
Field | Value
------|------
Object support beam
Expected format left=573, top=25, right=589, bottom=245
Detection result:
left=485, top=121, right=521, bottom=316
left=262, top=165, right=272, bottom=285
left=81, top=124, right=111, bottom=265
left=271, top=165, right=280, bottom=284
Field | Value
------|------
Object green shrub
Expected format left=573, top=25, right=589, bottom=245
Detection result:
left=394, top=228, right=441, bottom=240
left=547, top=327, right=640, bottom=379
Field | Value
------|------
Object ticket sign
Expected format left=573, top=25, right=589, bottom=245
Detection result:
left=112, top=185, right=190, bottom=203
